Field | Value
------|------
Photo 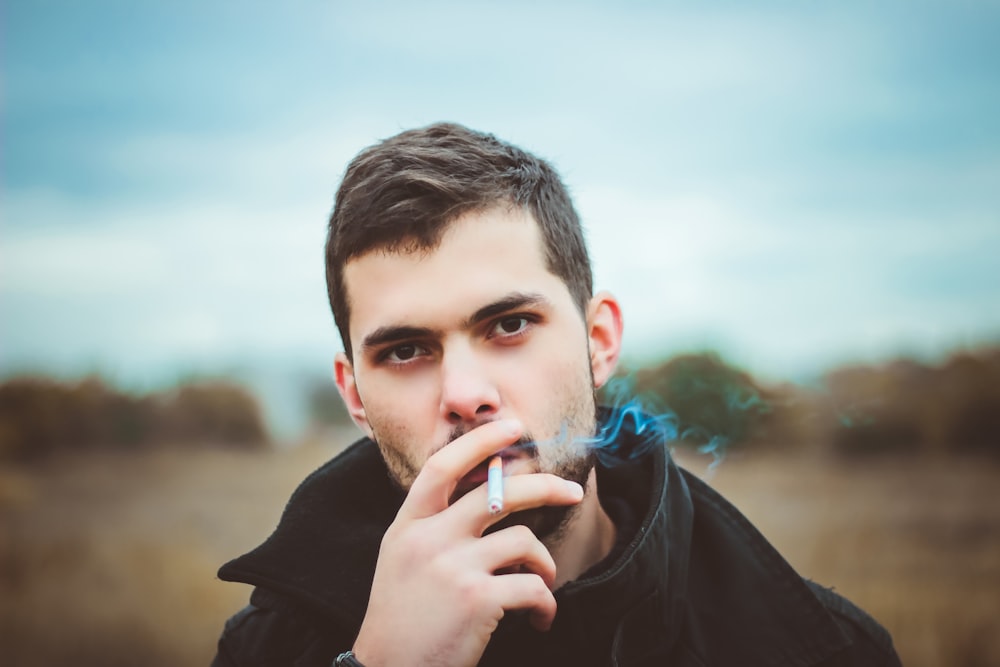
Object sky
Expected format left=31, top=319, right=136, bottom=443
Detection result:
left=4, top=1, right=1000, bottom=403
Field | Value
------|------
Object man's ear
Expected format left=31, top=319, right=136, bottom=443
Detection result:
left=334, top=352, right=374, bottom=438
left=586, top=291, right=624, bottom=389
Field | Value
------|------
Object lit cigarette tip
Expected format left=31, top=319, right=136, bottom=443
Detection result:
left=487, top=455, right=504, bottom=515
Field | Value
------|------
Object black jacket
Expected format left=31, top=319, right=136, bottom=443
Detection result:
left=213, top=420, right=901, bottom=666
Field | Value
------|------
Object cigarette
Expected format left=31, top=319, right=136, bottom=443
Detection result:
left=487, top=455, right=504, bottom=515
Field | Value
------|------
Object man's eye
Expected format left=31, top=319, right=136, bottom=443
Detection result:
left=492, top=316, right=530, bottom=337
left=385, top=344, right=425, bottom=362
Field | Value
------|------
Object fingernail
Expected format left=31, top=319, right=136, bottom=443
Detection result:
left=564, top=480, right=584, bottom=499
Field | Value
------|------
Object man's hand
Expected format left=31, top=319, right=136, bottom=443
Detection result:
left=351, top=420, right=585, bottom=667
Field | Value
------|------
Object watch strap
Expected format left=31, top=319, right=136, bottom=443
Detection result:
left=334, top=650, right=366, bottom=667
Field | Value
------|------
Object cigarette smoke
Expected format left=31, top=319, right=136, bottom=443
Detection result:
left=516, top=373, right=770, bottom=474
left=590, top=375, right=767, bottom=470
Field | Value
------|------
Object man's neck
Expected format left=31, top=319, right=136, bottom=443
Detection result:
left=547, top=467, right=617, bottom=589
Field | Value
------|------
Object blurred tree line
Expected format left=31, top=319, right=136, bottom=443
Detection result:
left=615, top=347, right=1000, bottom=459
left=0, top=376, right=268, bottom=462
left=818, top=349, right=1000, bottom=456
left=2, top=346, right=998, bottom=463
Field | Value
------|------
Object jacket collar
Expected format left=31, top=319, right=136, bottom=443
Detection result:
left=542, top=435, right=693, bottom=660
left=219, top=437, right=403, bottom=635
left=676, top=471, right=853, bottom=666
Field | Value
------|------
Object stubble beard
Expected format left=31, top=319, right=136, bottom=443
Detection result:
left=369, top=365, right=599, bottom=547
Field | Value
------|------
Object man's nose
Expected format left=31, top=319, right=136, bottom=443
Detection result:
left=439, top=346, right=500, bottom=425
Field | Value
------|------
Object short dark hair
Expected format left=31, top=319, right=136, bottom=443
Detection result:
left=325, top=122, right=593, bottom=358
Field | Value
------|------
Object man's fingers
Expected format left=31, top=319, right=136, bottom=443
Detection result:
left=474, top=525, right=558, bottom=590
left=451, top=472, right=584, bottom=534
left=488, top=573, right=559, bottom=632
left=400, top=419, right=522, bottom=519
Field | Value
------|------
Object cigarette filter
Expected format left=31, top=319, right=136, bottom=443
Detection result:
left=487, top=455, right=503, bottom=515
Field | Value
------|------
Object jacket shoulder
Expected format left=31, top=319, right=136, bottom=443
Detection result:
left=681, top=468, right=902, bottom=666
left=217, top=436, right=400, bottom=627
left=805, top=581, right=902, bottom=666
left=212, top=590, right=350, bottom=667
left=214, top=437, right=396, bottom=665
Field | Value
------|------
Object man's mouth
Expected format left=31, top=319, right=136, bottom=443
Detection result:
left=451, top=446, right=531, bottom=503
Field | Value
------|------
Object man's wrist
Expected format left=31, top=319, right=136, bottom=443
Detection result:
left=334, top=650, right=366, bottom=667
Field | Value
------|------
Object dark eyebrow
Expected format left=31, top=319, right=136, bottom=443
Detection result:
left=359, top=292, right=550, bottom=354
left=360, top=325, right=437, bottom=353
left=464, top=292, right=550, bottom=328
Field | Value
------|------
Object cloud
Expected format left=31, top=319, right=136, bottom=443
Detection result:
left=578, top=179, right=1000, bottom=376
left=1, top=191, right=339, bottom=376
left=4, top=1, right=998, bottom=384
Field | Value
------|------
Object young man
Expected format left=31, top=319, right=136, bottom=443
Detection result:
left=213, top=123, right=900, bottom=666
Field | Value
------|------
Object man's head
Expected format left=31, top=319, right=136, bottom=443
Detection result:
left=325, top=123, right=622, bottom=542
left=325, top=122, right=593, bottom=359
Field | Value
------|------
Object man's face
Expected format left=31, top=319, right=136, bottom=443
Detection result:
left=335, top=207, right=607, bottom=532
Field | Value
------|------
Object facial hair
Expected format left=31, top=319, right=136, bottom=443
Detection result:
left=370, top=373, right=599, bottom=546
left=376, top=414, right=597, bottom=548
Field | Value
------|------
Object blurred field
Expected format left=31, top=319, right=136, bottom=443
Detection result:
left=2, top=438, right=998, bottom=667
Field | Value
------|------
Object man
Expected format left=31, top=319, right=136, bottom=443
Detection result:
left=213, top=123, right=900, bottom=666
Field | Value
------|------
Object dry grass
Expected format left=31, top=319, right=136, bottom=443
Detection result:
left=2, top=440, right=998, bottom=666
left=0, top=440, right=338, bottom=667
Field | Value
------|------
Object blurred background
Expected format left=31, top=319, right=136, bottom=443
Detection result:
left=2, top=2, right=999, bottom=665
